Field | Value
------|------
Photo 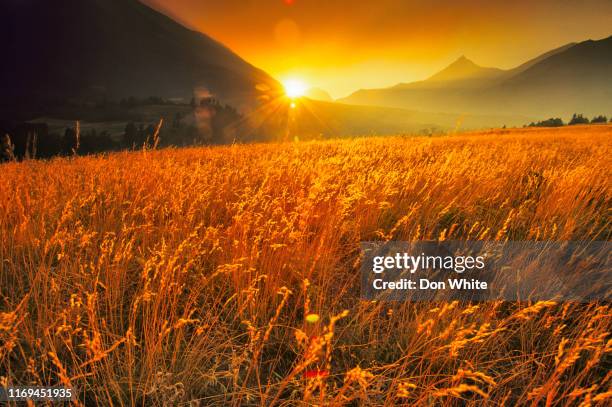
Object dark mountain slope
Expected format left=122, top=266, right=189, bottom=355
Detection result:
left=0, top=0, right=281, bottom=116
left=499, top=36, right=612, bottom=90
left=505, top=42, right=576, bottom=77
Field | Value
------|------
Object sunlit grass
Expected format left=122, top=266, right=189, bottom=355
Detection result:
left=0, top=125, right=610, bottom=405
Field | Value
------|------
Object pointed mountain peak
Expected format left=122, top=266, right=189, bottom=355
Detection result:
left=444, top=55, right=481, bottom=69
left=455, top=55, right=472, bottom=63
left=427, top=55, right=503, bottom=82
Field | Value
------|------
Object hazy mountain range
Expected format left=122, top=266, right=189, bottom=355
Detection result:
left=340, top=37, right=612, bottom=118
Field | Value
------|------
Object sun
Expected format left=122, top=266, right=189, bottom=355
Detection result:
left=282, top=78, right=307, bottom=98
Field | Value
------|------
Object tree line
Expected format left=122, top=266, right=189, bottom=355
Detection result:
left=527, top=114, right=610, bottom=128
left=1, top=97, right=244, bottom=162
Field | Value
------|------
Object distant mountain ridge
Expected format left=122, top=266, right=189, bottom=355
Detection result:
left=424, top=56, right=504, bottom=83
left=505, top=42, right=576, bottom=77
left=341, top=36, right=612, bottom=118
left=0, top=0, right=281, bottom=116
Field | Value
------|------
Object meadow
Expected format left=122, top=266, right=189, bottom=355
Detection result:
left=0, top=125, right=610, bottom=406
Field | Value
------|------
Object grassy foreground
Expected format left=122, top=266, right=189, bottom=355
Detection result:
left=1, top=125, right=611, bottom=406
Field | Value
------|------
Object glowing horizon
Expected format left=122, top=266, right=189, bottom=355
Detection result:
left=282, top=78, right=308, bottom=99
left=143, top=0, right=612, bottom=98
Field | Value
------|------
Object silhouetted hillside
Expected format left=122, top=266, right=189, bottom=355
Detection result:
left=492, top=37, right=612, bottom=116
left=0, top=0, right=281, bottom=118
left=505, top=42, right=576, bottom=77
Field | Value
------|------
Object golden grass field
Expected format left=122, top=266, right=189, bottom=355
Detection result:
left=1, top=125, right=611, bottom=406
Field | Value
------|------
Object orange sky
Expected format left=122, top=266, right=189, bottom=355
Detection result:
left=143, top=0, right=612, bottom=98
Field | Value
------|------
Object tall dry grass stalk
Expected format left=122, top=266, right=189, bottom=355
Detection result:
left=72, top=121, right=80, bottom=156
left=0, top=125, right=610, bottom=405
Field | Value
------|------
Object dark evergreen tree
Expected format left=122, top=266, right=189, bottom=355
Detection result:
left=62, top=127, right=78, bottom=155
left=173, top=112, right=183, bottom=129
left=568, top=114, right=589, bottom=125
left=528, top=117, right=564, bottom=127
left=123, top=122, right=138, bottom=148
